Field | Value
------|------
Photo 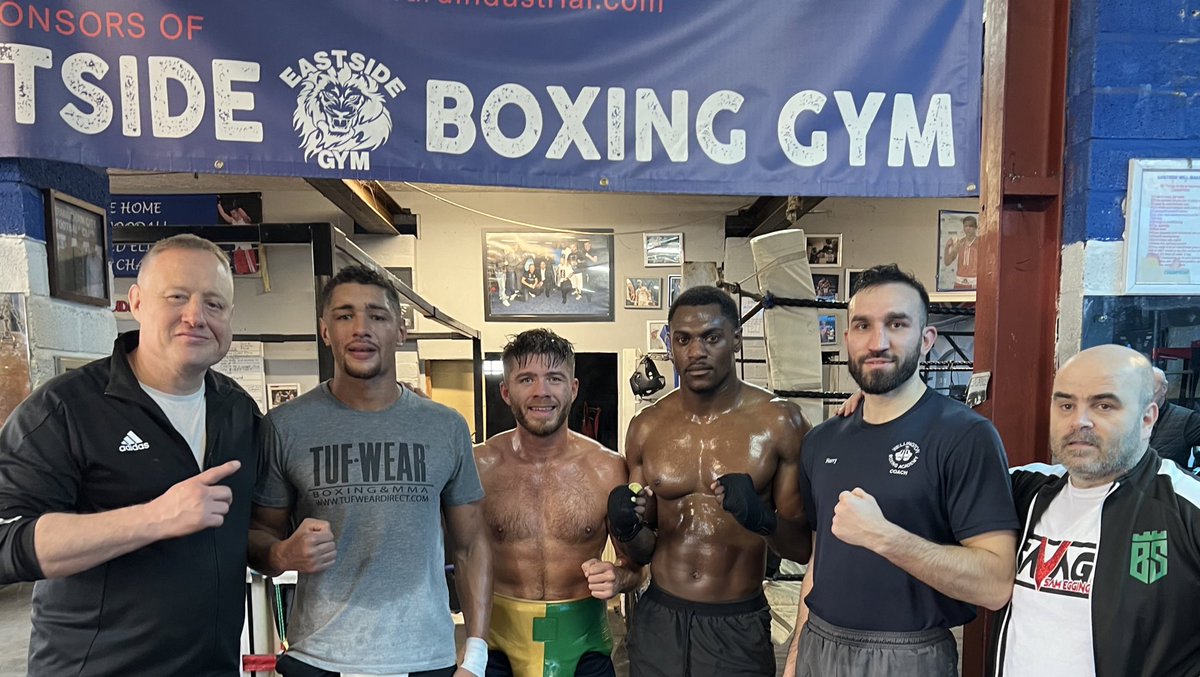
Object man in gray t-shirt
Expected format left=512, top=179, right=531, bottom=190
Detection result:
left=249, top=266, right=492, bottom=677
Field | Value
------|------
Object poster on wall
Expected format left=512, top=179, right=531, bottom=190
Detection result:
left=936, top=210, right=979, bottom=292
left=1124, top=159, right=1200, bottom=294
left=484, top=231, right=613, bottom=322
left=108, top=193, right=263, bottom=279
left=213, top=341, right=267, bottom=413
left=0, top=1, right=982, bottom=198
left=0, top=294, right=31, bottom=427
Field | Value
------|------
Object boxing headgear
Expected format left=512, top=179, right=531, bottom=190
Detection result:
left=629, top=355, right=667, bottom=397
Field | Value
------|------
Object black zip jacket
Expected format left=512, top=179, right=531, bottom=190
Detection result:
left=0, top=332, right=260, bottom=676
left=990, top=448, right=1200, bottom=677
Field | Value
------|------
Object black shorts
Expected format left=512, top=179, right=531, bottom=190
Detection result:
left=275, top=653, right=456, bottom=677
left=486, top=649, right=615, bottom=677
left=627, top=583, right=774, bottom=677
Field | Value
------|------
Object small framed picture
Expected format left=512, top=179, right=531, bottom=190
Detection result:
left=667, top=275, right=682, bottom=307
left=268, top=383, right=301, bottom=408
left=44, top=190, right=110, bottom=307
left=644, top=233, right=683, bottom=267
left=845, top=268, right=866, bottom=297
left=647, top=320, right=671, bottom=353
left=812, top=273, right=840, bottom=302
left=625, top=277, right=663, bottom=309
left=819, top=314, right=838, bottom=346
left=805, top=234, right=842, bottom=268
left=936, top=210, right=979, bottom=292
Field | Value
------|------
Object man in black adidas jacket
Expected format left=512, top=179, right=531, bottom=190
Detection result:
left=0, top=235, right=260, bottom=676
left=991, top=344, right=1200, bottom=677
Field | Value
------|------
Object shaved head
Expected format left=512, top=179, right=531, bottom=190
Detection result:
left=1152, top=367, right=1169, bottom=409
left=1051, top=344, right=1158, bottom=487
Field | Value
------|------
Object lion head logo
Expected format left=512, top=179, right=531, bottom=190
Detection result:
left=293, top=65, right=392, bottom=160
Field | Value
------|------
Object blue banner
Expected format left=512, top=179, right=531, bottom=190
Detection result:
left=0, top=1, right=982, bottom=197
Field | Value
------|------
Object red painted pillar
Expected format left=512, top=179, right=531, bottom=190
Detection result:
left=967, top=0, right=1071, bottom=675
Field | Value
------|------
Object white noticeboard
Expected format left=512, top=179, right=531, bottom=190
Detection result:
left=1124, top=159, right=1200, bottom=294
left=213, top=341, right=267, bottom=413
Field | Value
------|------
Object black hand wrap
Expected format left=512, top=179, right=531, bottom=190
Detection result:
left=716, top=473, right=778, bottom=535
left=607, top=485, right=644, bottom=543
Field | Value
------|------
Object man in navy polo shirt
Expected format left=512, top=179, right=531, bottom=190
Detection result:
left=783, top=264, right=1019, bottom=676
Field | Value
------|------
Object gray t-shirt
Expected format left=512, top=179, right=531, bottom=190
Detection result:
left=255, top=384, right=483, bottom=674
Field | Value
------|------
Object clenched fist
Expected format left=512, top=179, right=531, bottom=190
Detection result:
left=146, top=461, right=241, bottom=539
left=830, top=488, right=894, bottom=551
left=582, top=558, right=619, bottom=600
left=274, top=518, right=337, bottom=573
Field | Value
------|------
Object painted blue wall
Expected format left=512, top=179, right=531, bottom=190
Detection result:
left=1063, top=0, right=1200, bottom=244
left=0, top=160, right=108, bottom=240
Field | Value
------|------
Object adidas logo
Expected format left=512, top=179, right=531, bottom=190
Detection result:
left=118, top=431, right=150, bottom=453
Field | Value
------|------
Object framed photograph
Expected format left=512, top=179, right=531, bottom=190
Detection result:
left=268, top=383, right=301, bottom=408
left=805, top=234, right=842, bottom=268
left=44, top=190, right=110, bottom=306
left=667, top=275, right=682, bottom=307
left=647, top=320, right=671, bottom=353
left=483, top=231, right=614, bottom=322
left=644, top=233, right=683, bottom=267
left=936, top=210, right=979, bottom=292
left=818, top=314, right=838, bottom=346
left=625, top=277, right=663, bottom=309
left=845, top=268, right=866, bottom=297
left=812, top=273, right=840, bottom=302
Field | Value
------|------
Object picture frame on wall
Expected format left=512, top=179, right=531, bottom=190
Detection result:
left=44, top=190, right=110, bottom=307
left=667, top=274, right=682, bottom=307
left=805, top=234, right=842, bottom=268
left=625, top=277, right=663, bottom=309
left=812, top=273, right=840, bottom=302
left=819, top=314, right=838, bottom=346
left=845, top=268, right=866, bottom=297
left=268, top=383, right=301, bottom=408
left=644, top=233, right=683, bottom=267
left=483, top=230, right=614, bottom=322
left=936, top=210, right=980, bottom=292
left=647, top=320, right=671, bottom=353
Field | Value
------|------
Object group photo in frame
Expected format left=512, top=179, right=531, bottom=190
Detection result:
left=643, top=233, right=683, bottom=267
left=936, top=210, right=980, bottom=292
left=806, top=234, right=842, bottom=268
left=45, top=190, right=109, bottom=307
left=625, top=277, right=662, bottom=309
left=483, top=231, right=614, bottom=322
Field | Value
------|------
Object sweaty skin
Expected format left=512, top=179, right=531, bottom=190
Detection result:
left=626, top=302, right=810, bottom=603
left=476, top=429, right=631, bottom=600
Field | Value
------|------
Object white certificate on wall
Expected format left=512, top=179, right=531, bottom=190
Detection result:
left=1124, top=158, right=1200, bottom=294
left=213, top=341, right=267, bottom=413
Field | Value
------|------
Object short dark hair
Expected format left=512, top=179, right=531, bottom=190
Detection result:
left=668, top=285, right=739, bottom=328
left=502, top=328, right=575, bottom=377
left=320, top=265, right=402, bottom=316
left=963, top=216, right=978, bottom=228
left=849, top=264, right=930, bottom=325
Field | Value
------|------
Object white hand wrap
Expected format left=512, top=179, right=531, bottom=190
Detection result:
left=461, top=636, right=488, bottom=677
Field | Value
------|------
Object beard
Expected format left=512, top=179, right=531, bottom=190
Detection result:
left=513, top=403, right=570, bottom=437
left=848, top=343, right=922, bottom=395
left=1051, top=424, right=1144, bottom=483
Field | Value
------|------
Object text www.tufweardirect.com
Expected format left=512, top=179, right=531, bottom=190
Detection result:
left=407, top=0, right=665, bottom=14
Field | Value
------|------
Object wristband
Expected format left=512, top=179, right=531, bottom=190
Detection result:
left=462, top=636, right=488, bottom=677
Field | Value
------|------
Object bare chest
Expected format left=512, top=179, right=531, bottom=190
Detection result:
left=482, top=462, right=608, bottom=545
left=642, top=419, right=778, bottom=500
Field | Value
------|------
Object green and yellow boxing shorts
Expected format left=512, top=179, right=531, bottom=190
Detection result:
left=487, top=593, right=614, bottom=677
